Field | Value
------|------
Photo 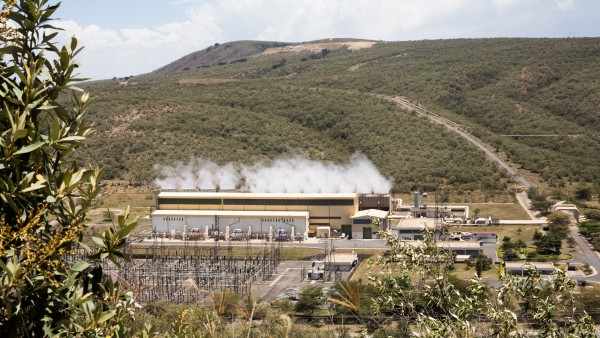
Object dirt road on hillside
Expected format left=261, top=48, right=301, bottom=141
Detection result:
left=382, top=95, right=600, bottom=281
left=384, top=96, right=534, bottom=189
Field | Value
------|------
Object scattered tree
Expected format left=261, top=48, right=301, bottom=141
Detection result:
left=574, top=186, right=592, bottom=200
left=547, top=212, right=570, bottom=238
left=515, top=239, right=527, bottom=253
left=567, top=236, right=576, bottom=248
left=534, top=234, right=562, bottom=255
left=465, top=253, right=493, bottom=277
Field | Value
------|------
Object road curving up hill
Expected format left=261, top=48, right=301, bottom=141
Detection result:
left=385, top=96, right=534, bottom=189
left=80, top=38, right=600, bottom=191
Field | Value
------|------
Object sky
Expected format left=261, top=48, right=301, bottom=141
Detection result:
left=52, top=0, right=600, bottom=80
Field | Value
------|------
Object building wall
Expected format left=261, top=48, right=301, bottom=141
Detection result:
left=351, top=218, right=383, bottom=239
left=155, top=193, right=358, bottom=236
left=472, top=233, right=498, bottom=244
left=153, top=215, right=307, bottom=238
left=397, top=229, right=426, bottom=241
left=350, top=224, right=379, bottom=239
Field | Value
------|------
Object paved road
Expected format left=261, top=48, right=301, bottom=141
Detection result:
left=515, top=192, right=541, bottom=220
left=385, top=96, right=534, bottom=189
left=255, top=261, right=306, bottom=301
left=382, top=96, right=600, bottom=283
left=568, top=225, right=600, bottom=282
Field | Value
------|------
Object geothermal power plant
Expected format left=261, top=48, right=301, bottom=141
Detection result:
left=104, top=157, right=475, bottom=304
left=151, top=191, right=392, bottom=240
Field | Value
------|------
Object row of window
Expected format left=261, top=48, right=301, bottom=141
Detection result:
left=158, top=198, right=355, bottom=207
left=398, top=229, right=425, bottom=234
left=352, top=219, right=373, bottom=224
left=261, top=218, right=294, bottom=223
left=163, top=217, right=184, bottom=221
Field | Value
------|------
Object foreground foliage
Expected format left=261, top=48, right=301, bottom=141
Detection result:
left=1, top=1, right=136, bottom=335
left=365, top=229, right=595, bottom=337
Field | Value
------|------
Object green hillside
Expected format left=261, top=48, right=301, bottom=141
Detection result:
left=78, top=38, right=600, bottom=193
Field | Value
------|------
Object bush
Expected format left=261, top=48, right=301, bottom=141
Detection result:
left=271, top=299, right=293, bottom=314
left=503, top=250, right=519, bottom=261
left=295, top=286, right=324, bottom=314
left=534, top=234, right=562, bottom=255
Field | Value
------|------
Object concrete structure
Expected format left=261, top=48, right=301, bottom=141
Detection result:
left=504, top=262, right=557, bottom=277
left=323, top=252, right=359, bottom=272
left=411, top=205, right=469, bottom=219
left=393, top=240, right=482, bottom=262
left=350, top=209, right=388, bottom=239
left=498, top=220, right=548, bottom=226
left=152, top=192, right=390, bottom=239
left=405, top=191, right=469, bottom=219
left=152, top=209, right=309, bottom=241
left=550, top=201, right=580, bottom=222
left=437, top=241, right=482, bottom=257
left=394, top=218, right=439, bottom=241
left=471, top=232, right=499, bottom=244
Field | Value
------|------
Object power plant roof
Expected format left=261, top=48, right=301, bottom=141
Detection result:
left=151, top=210, right=310, bottom=218
left=350, top=209, right=389, bottom=219
left=158, top=192, right=358, bottom=199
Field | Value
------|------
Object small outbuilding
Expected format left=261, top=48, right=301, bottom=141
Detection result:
left=395, top=218, right=439, bottom=241
left=350, top=209, right=389, bottom=239
left=504, top=262, right=557, bottom=277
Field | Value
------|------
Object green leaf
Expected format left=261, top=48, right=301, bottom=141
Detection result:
left=70, top=261, right=90, bottom=272
left=59, top=136, right=86, bottom=142
left=50, top=118, right=60, bottom=141
left=97, top=310, right=116, bottom=324
left=20, top=180, right=46, bottom=193
left=13, top=129, right=28, bottom=139
left=0, top=45, right=23, bottom=55
left=119, top=219, right=139, bottom=239
left=92, top=237, right=106, bottom=247
left=14, top=141, right=46, bottom=155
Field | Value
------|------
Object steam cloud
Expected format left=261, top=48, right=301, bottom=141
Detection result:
left=154, top=153, right=392, bottom=194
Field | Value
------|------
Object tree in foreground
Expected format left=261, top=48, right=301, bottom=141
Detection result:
left=363, top=229, right=595, bottom=337
left=1, top=1, right=136, bottom=335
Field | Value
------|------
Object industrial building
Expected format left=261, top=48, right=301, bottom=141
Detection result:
left=394, top=191, right=469, bottom=221
left=151, top=192, right=391, bottom=240
left=394, top=218, right=439, bottom=241
left=504, top=262, right=557, bottom=277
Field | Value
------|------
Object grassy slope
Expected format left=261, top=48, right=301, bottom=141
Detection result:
left=79, top=38, right=600, bottom=193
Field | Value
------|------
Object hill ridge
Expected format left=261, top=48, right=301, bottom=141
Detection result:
left=81, top=37, right=600, bottom=193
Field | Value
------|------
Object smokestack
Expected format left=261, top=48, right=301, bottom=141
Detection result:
left=413, top=191, right=419, bottom=208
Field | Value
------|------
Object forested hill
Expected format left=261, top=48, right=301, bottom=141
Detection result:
left=152, top=40, right=290, bottom=73
left=79, top=38, right=600, bottom=193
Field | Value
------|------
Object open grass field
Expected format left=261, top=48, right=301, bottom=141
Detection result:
left=464, top=203, right=530, bottom=220
left=96, top=192, right=156, bottom=208
left=450, top=263, right=499, bottom=280
left=351, top=256, right=499, bottom=282
left=450, top=225, right=541, bottom=243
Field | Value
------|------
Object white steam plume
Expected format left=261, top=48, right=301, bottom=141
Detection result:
left=153, top=153, right=393, bottom=193
left=153, top=159, right=239, bottom=190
